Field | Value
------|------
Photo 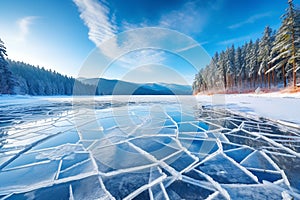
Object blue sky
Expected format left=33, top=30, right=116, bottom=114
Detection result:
left=0, top=0, right=298, bottom=85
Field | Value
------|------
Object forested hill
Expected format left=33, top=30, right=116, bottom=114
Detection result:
left=193, top=0, right=300, bottom=94
left=1, top=60, right=192, bottom=96
left=8, top=60, right=97, bottom=95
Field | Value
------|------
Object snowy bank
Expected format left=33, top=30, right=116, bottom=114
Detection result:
left=196, top=92, right=300, bottom=126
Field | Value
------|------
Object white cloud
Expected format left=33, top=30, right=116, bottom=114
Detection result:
left=120, top=0, right=222, bottom=36
left=17, top=16, right=38, bottom=41
left=117, top=49, right=165, bottom=69
left=218, top=33, right=259, bottom=45
left=73, top=0, right=167, bottom=69
left=175, top=43, right=199, bottom=53
left=228, top=12, right=272, bottom=29
left=73, top=0, right=116, bottom=45
left=121, top=20, right=148, bottom=31
left=159, top=1, right=208, bottom=35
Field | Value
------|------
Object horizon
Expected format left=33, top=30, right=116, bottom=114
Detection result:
left=78, top=76, right=193, bottom=86
left=0, top=0, right=299, bottom=85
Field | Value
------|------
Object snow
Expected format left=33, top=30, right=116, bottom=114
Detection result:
left=197, top=92, right=300, bottom=125
left=0, top=95, right=299, bottom=199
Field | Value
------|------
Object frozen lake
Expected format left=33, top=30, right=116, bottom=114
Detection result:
left=0, top=96, right=299, bottom=199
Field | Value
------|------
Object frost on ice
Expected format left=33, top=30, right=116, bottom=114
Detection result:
left=0, top=96, right=300, bottom=199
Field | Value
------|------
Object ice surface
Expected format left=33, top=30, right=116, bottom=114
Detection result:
left=197, top=153, right=258, bottom=184
left=222, top=183, right=298, bottom=200
left=240, top=150, right=277, bottom=170
left=0, top=160, right=59, bottom=194
left=224, top=146, right=253, bottom=163
left=0, top=96, right=299, bottom=199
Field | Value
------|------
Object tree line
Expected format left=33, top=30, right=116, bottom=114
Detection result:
left=193, top=0, right=300, bottom=94
left=0, top=39, right=15, bottom=94
left=0, top=39, right=97, bottom=95
left=9, top=60, right=98, bottom=95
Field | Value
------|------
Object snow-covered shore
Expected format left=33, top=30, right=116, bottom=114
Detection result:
left=196, top=92, right=300, bottom=126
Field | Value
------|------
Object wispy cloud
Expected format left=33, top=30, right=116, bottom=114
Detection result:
left=175, top=43, right=199, bottom=53
left=73, top=0, right=169, bottom=69
left=218, top=33, right=259, bottom=45
left=175, top=41, right=209, bottom=53
left=200, top=41, right=210, bottom=45
left=228, top=12, right=272, bottom=29
left=119, top=50, right=165, bottom=69
left=121, top=20, right=148, bottom=31
left=159, top=1, right=208, bottom=35
left=17, top=16, right=38, bottom=41
left=73, top=0, right=211, bottom=75
left=206, top=0, right=224, bottom=11
left=73, top=0, right=116, bottom=46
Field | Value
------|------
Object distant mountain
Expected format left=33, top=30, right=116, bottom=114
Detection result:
left=79, top=78, right=192, bottom=95
left=157, top=83, right=193, bottom=95
left=4, top=58, right=191, bottom=96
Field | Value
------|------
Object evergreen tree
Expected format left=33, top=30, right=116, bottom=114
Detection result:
left=258, top=26, right=273, bottom=85
left=235, top=46, right=243, bottom=88
left=8, top=60, right=96, bottom=96
left=0, top=38, right=14, bottom=94
left=211, top=52, right=221, bottom=89
left=226, top=45, right=236, bottom=88
left=218, top=51, right=228, bottom=89
left=240, top=42, right=249, bottom=88
left=248, top=39, right=260, bottom=88
left=268, top=0, right=300, bottom=88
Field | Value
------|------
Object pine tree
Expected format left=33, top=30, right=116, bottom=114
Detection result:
left=268, top=0, right=300, bottom=88
left=193, top=70, right=204, bottom=93
left=241, top=42, right=250, bottom=88
left=235, top=46, right=243, bottom=88
left=0, top=38, right=14, bottom=94
left=226, top=45, right=236, bottom=88
left=212, top=52, right=222, bottom=89
left=248, top=39, right=260, bottom=88
left=218, top=51, right=228, bottom=89
left=258, top=26, right=274, bottom=87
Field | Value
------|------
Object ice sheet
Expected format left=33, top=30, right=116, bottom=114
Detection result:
left=0, top=96, right=299, bottom=199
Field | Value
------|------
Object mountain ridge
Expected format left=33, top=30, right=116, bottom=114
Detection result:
left=79, top=77, right=192, bottom=95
